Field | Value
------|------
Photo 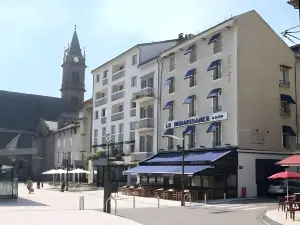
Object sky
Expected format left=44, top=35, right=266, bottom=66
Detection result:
left=0, top=0, right=299, bottom=99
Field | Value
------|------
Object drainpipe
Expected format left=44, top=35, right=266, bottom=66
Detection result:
left=295, top=61, right=299, bottom=151
left=156, top=57, right=164, bottom=153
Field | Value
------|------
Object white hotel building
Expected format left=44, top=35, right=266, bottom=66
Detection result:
left=91, top=40, right=179, bottom=163
left=123, top=10, right=299, bottom=198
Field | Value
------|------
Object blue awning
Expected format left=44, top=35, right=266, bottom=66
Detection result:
left=163, top=101, right=173, bottom=110
left=123, top=165, right=211, bottom=175
left=280, top=94, right=296, bottom=104
left=184, top=69, right=195, bottom=80
left=183, top=126, right=195, bottom=135
left=165, top=77, right=174, bottom=85
left=282, top=125, right=296, bottom=136
left=207, top=59, right=221, bottom=71
left=184, top=150, right=231, bottom=162
left=207, top=88, right=221, bottom=98
left=206, top=122, right=220, bottom=133
left=184, top=46, right=193, bottom=55
left=183, top=95, right=194, bottom=104
left=208, top=33, right=220, bottom=44
left=145, top=152, right=185, bottom=163
left=164, top=129, right=174, bottom=135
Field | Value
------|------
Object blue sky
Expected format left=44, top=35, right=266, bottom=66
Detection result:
left=0, top=0, right=298, bottom=99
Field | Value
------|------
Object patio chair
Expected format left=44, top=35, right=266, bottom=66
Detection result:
left=278, top=196, right=286, bottom=212
left=286, top=198, right=296, bottom=221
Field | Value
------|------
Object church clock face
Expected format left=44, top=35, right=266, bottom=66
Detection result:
left=74, top=57, right=79, bottom=63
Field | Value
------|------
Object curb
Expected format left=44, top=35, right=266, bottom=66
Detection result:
left=259, top=210, right=283, bottom=225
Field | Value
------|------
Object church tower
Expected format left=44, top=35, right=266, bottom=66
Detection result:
left=58, top=26, right=86, bottom=128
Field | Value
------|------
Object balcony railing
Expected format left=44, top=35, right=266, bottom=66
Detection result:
left=279, top=80, right=290, bottom=87
left=130, top=108, right=136, bottom=117
left=95, top=97, right=107, bottom=107
left=213, top=106, right=222, bottom=113
left=132, top=87, right=155, bottom=101
left=112, top=69, right=125, bottom=82
left=137, top=118, right=154, bottom=129
left=111, top=111, right=124, bottom=121
left=111, top=90, right=125, bottom=101
left=118, top=133, right=124, bottom=142
left=101, top=117, right=107, bottom=124
left=103, top=78, right=108, bottom=86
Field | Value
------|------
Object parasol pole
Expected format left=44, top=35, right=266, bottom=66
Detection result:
left=286, top=169, right=289, bottom=199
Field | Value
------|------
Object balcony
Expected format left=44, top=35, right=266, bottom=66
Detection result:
left=131, top=152, right=154, bottom=162
left=95, top=97, right=107, bottom=107
left=279, top=80, right=290, bottom=88
left=112, top=69, right=125, bottom=82
left=111, top=111, right=124, bottom=121
left=213, top=106, right=222, bottom=113
left=101, top=117, right=107, bottom=124
left=130, top=108, right=136, bottom=117
left=132, top=87, right=155, bottom=103
left=111, top=90, right=125, bottom=102
left=136, top=118, right=154, bottom=132
left=103, top=78, right=108, bottom=86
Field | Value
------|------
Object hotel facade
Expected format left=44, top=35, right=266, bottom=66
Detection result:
left=124, top=10, right=299, bottom=198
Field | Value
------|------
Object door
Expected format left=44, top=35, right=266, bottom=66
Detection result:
left=256, top=159, right=285, bottom=197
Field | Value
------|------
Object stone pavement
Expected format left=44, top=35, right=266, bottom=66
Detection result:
left=265, top=209, right=300, bottom=225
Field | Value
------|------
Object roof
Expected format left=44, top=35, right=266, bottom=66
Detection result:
left=44, top=120, right=58, bottom=131
left=55, top=122, right=79, bottom=132
left=0, top=90, right=62, bottom=132
left=91, top=39, right=179, bottom=73
left=68, top=29, right=82, bottom=57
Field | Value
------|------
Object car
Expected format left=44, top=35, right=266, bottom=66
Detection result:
left=268, top=180, right=300, bottom=195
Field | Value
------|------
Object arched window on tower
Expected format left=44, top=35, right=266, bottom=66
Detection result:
left=72, top=72, right=80, bottom=84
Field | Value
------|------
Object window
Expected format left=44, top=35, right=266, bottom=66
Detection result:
left=148, top=78, right=154, bottom=88
left=189, top=45, right=197, bottom=64
left=280, top=66, right=290, bottom=87
left=140, top=136, right=145, bottom=152
left=130, top=144, right=135, bottom=153
left=169, top=104, right=174, bottom=121
left=213, top=35, right=222, bottom=54
left=132, top=54, right=137, bottom=65
left=74, top=127, right=77, bottom=134
left=140, top=107, right=146, bottom=118
left=281, top=101, right=291, bottom=115
left=102, top=127, right=106, bottom=137
left=103, top=70, right=108, bottom=79
left=213, top=124, right=221, bottom=146
left=141, top=80, right=147, bottom=89
left=188, top=130, right=196, bottom=148
left=96, top=74, right=100, bottom=83
left=189, top=69, right=197, bottom=87
left=212, top=61, right=222, bottom=80
left=169, top=77, right=175, bottom=94
left=282, top=132, right=291, bottom=149
left=57, top=153, right=60, bottom=163
left=188, top=96, right=196, bottom=117
left=118, top=105, right=123, bottom=112
left=212, top=96, right=222, bottom=113
left=119, top=85, right=124, bottom=91
left=63, top=139, right=66, bottom=147
left=167, top=130, right=174, bottom=150
left=111, top=125, right=115, bottom=134
left=101, top=108, right=106, bottom=117
left=69, top=138, right=72, bottom=147
left=120, top=65, right=124, bottom=70
left=95, top=110, right=99, bottom=119
left=57, top=139, right=61, bottom=148
left=94, top=129, right=98, bottom=138
left=72, top=71, right=80, bottom=84
left=147, top=106, right=154, bottom=118
left=131, top=76, right=137, bottom=87
left=169, top=54, right=175, bottom=72
left=131, top=101, right=136, bottom=109
left=119, top=123, right=124, bottom=133
left=130, top=122, right=136, bottom=130
left=146, top=135, right=153, bottom=152
left=96, top=92, right=105, bottom=100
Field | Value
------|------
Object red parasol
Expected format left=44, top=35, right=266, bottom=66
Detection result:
left=276, top=155, right=300, bottom=166
left=268, top=171, right=300, bottom=180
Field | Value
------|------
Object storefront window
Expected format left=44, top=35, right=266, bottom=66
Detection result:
left=192, top=176, right=201, bottom=186
left=149, top=177, right=155, bottom=185
left=169, top=176, right=174, bottom=185
left=227, top=174, right=237, bottom=188
left=157, top=176, right=164, bottom=184
left=141, top=176, right=147, bottom=185
left=202, top=176, right=213, bottom=188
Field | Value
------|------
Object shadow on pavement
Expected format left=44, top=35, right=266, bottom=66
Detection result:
left=0, top=197, right=48, bottom=207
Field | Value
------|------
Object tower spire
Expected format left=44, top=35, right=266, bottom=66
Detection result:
left=68, top=26, right=82, bottom=57
left=74, top=24, right=76, bottom=31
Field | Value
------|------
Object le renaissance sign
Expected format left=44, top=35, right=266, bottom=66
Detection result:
left=164, top=112, right=228, bottom=129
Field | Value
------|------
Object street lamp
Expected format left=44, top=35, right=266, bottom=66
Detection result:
left=162, top=134, right=185, bottom=206
left=103, top=134, right=112, bottom=213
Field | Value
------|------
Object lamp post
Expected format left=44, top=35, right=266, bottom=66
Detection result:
left=162, top=134, right=185, bottom=206
left=103, top=134, right=112, bottom=213
left=66, top=155, right=69, bottom=191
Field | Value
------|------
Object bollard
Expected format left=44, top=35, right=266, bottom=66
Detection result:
left=133, top=196, right=135, bottom=208
left=157, top=196, right=160, bottom=208
left=204, top=194, right=207, bottom=204
left=79, top=196, right=84, bottom=210
left=224, top=193, right=226, bottom=202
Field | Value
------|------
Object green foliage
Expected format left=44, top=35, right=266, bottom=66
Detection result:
left=86, top=150, right=106, bottom=161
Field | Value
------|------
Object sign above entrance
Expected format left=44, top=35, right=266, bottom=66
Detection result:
left=164, top=112, right=228, bottom=129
